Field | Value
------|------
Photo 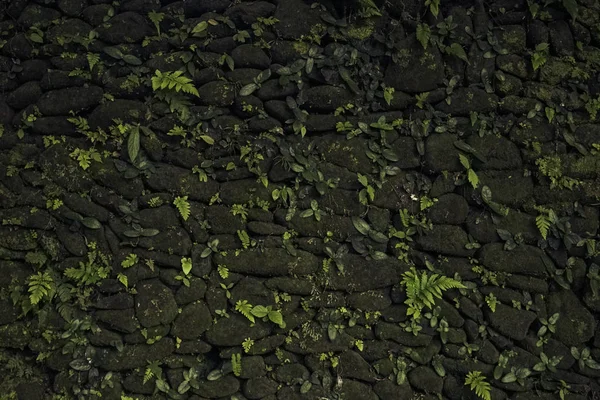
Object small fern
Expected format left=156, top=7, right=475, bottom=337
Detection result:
left=237, top=230, right=252, bottom=249
left=459, top=153, right=479, bottom=189
left=27, top=271, right=55, bottom=306
left=231, top=353, right=242, bottom=377
left=144, top=360, right=162, bottom=384
left=465, top=371, right=492, bottom=400
left=235, top=300, right=255, bottom=323
left=401, top=267, right=466, bottom=319
left=535, top=209, right=555, bottom=240
left=173, top=196, right=191, bottom=221
left=218, top=264, right=229, bottom=279
left=151, top=70, right=199, bottom=97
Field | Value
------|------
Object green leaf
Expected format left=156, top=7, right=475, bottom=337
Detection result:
left=122, top=54, right=142, bottom=65
left=239, top=83, right=258, bottom=96
left=446, top=42, right=470, bottom=64
left=357, top=173, right=369, bottom=187
left=191, top=21, right=208, bottom=34
left=69, top=359, right=91, bottom=371
left=562, top=0, right=578, bottom=22
left=140, top=228, right=159, bottom=237
left=200, top=248, right=212, bottom=258
left=128, top=127, right=140, bottom=162
left=459, top=153, right=470, bottom=169
left=81, top=217, right=101, bottom=229
left=200, top=135, right=214, bottom=145
left=268, top=310, right=284, bottom=327
left=300, top=381, right=312, bottom=394
left=467, top=169, right=479, bottom=189
left=103, top=46, right=123, bottom=59
left=416, top=23, right=431, bottom=49
left=181, top=257, right=192, bottom=275
left=251, top=305, right=269, bottom=318
left=352, top=217, right=371, bottom=235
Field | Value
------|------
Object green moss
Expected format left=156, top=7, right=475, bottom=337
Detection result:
left=346, top=23, right=374, bottom=40
left=293, top=40, right=310, bottom=55
left=568, top=155, right=600, bottom=177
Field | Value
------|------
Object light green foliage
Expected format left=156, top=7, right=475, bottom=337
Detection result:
left=148, top=197, right=163, bottom=207
left=235, top=300, right=286, bottom=328
left=144, top=360, right=162, bottom=385
left=357, top=173, right=375, bottom=205
left=64, top=243, right=111, bottom=286
left=485, top=293, right=498, bottom=312
left=151, top=70, right=199, bottom=97
left=459, top=153, right=479, bottom=189
left=87, top=52, right=100, bottom=71
left=532, top=43, right=549, bottom=71
left=242, top=338, right=254, bottom=353
left=69, top=148, right=102, bottom=170
left=401, top=267, right=466, bottom=320
left=584, top=94, right=600, bottom=121
left=417, top=23, right=431, bottom=49
left=425, top=0, right=440, bottom=17
left=121, top=253, right=138, bottom=269
left=27, top=271, right=55, bottom=306
left=218, top=264, right=229, bottom=279
left=148, top=11, right=165, bottom=36
left=173, top=196, right=191, bottom=221
left=465, top=371, right=492, bottom=400
left=231, top=204, right=248, bottom=221
left=536, top=155, right=581, bottom=190
left=181, top=257, right=192, bottom=275
left=231, top=353, right=242, bottom=377
left=535, top=208, right=555, bottom=240
left=237, top=230, right=255, bottom=249
left=236, top=300, right=255, bottom=323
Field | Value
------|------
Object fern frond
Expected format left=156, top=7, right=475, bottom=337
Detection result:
left=27, top=272, right=54, bottom=305
left=231, top=353, right=242, bottom=377
left=151, top=70, right=199, bottom=97
left=235, top=300, right=255, bottom=323
left=536, top=214, right=551, bottom=240
left=402, top=267, right=466, bottom=311
left=173, top=196, right=191, bottom=221
left=465, top=371, right=491, bottom=400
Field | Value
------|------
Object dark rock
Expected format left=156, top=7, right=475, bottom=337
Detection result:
left=6, top=81, right=43, bottom=110
left=225, top=1, right=276, bottom=28
left=528, top=19, right=549, bottom=47
left=232, top=44, right=271, bottom=69
left=549, top=20, right=575, bottom=56
left=197, top=81, right=235, bottom=107
left=17, top=4, right=61, bottom=28
left=97, top=11, right=153, bottom=43
left=436, top=87, right=498, bottom=115
left=495, top=25, right=527, bottom=54
left=184, top=0, right=230, bottom=17
left=36, top=86, right=103, bottom=116
left=408, top=366, right=443, bottom=394
left=302, top=85, right=357, bottom=113
left=416, top=225, right=477, bottom=257
left=243, top=376, right=278, bottom=399
left=171, top=302, right=212, bottom=340
left=485, top=303, right=536, bottom=341
left=134, top=279, right=179, bottom=328
left=547, top=290, right=596, bottom=347
left=205, top=314, right=271, bottom=346
left=427, top=194, right=469, bottom=225
left=383, top=34, right=444, bottom=93
left=95, top=309, right=139, bottom=333
left=480, top=243, right=550, bottom=277
left=273, top=0, right=322, bottom=40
